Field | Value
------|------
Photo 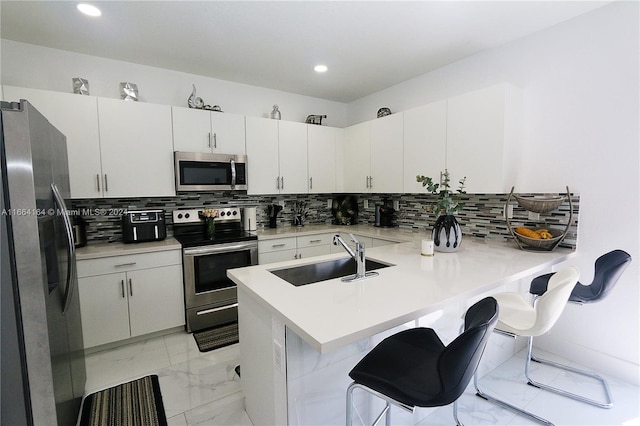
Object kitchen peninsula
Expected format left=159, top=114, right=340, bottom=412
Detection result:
left=227, top=236, right=575, bottom=425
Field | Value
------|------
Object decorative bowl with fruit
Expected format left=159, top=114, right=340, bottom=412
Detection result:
left=514, top=227, right=563, bottom=249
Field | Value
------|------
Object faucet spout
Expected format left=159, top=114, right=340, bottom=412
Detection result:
left=332, top=234, right=356, bottom=259
left=333, top=234, right=369, bottom=280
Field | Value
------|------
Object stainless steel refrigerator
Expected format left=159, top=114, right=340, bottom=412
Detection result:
left=1, top=100, right=86, bottom=425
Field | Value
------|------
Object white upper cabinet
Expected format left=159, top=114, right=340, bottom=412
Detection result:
left=2, top=86, right=103, bottom=198
left=342, top=121, right=371, bottom=193
left=446, top=83, right=522, bottom=193
left=245, top=117, right=310, bottom=195
left=245, top=116, right=280, bottom=194
left=97, top=98, right=175, bottom=198
left=370, top=112, right=404, bottom=193
left=278, top=121, right=308, bottom=194
left=307, top=125, right=337, bottom=194
left=342, top=113, right=404, bottom=193
left=403, top=100, right=447, bottom=193
left=172, top=106, right=246, bottom=154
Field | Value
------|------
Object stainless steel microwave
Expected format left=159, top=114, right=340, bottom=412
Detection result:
left=174, top=152, right=247, bottom=191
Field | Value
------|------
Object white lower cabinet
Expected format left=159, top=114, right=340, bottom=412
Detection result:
left=77, top=250, right=184, bottom=348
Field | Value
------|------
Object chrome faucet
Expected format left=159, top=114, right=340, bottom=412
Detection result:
left=332, top=234, right=378, bottom=282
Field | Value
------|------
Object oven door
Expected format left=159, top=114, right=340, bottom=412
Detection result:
left=183, top=240, right=257, bottom=332
left=183, top=240, right=258, bottom=308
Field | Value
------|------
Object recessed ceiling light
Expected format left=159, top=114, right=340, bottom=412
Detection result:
left=314, top=65, right=328, bottom=73
left=77, top=3, right=102, bottom=17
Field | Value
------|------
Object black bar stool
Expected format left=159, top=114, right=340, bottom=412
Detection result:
left=345, top=297, right=499, bottom=426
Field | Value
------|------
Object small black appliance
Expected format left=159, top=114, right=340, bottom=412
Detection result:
left=122, top=209, right=166, bottom=243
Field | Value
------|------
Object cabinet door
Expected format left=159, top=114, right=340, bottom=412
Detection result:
left=403, top=101, right=447, bottom=193
left=127, top=265, right=184, bottom=337
left=446, top=84, right=508, bottom=193
left=307, top=125, right=336, bottom=193
left=211, top=113, right=246, bottom=154
left=3, top=86, right=103, bottom=198
left=278, top=121, right=308, bottom=194
left=342, top=121, right=371, bottom=193
left=98, top=98, right=175, bottom=197
left=172, top=106, right=212, bottom=153
left=246, top=116, right=280, bottom=194
left=259, top=249, right=298, bottom=264
left=370, top=113, right=404, bottom=193
left=78, top=273, right=130, bottom=348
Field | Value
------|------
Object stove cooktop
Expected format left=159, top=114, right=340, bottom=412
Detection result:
left=172, top=206, right=257, bottom=248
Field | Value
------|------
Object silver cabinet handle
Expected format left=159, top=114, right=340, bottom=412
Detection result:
left=104, top=174, right=108, bottom=192
left=276, top=176, right=280, bottom=190
left=96, top=174, right=101, bottom=192
left=309, top=177, right=313, bottom=190
left=128, top=278, right=133, bottom=296
left=114, top=262, right=136, bottom=267
left=121, top=280, right=125, bottom=298
left=208, top=132, right=212, bottom=148
left=213, top=132, right=217, bottom=149
left=369, top=176, right=373, bottom=188
left=272, top=243, right=286, bottom=248
left=281, top=176, right=284, bottom=190
left=309, top=239, right=322, bottom=243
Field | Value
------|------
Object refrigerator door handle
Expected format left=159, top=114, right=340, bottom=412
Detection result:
left=51, top=183, right=76, bottom=314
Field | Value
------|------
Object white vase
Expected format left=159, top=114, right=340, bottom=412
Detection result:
left=432, top=215, right=462, bottom=252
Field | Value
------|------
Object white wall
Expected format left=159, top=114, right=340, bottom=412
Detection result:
left=0, top=40, right=347, bottom=128
left=348, top=1, right=639, bottom=383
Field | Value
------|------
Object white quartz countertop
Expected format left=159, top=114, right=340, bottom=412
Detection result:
left=228, top=238, right=575, bottom=353
left=75, top=237, right=181, bottom=260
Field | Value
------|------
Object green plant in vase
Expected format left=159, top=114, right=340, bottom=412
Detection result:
left=202, top=208, right=219, bottom=240
left=416, top=169, right=466, bottom=252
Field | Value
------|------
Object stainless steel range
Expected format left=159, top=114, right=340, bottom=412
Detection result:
left=172, top=207, right=258, bottom=333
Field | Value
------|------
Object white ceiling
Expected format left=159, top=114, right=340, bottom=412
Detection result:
left=0, top=1, right=611, bottom=103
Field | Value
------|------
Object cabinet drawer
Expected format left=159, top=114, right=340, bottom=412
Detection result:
left=77, top=249, right=181, bottom=278
left=258, top=237, right=297, bottom=253
left=297, top=233, right=333, bottom=248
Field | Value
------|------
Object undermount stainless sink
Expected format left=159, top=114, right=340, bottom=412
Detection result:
left=270, top=258, right=393, bottom=286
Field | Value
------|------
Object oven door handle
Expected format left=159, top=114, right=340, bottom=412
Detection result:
left=184, top=242, right=257, bottom=256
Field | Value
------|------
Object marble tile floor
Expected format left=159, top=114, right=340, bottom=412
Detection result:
left=84, top=330, right=639, bottom=426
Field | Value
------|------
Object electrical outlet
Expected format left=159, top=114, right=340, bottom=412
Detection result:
left=504, top=205, right=514, bottom=219
left=279, top=200, right=285, bottom=208
left=364, top=199, right=369, bottom=209
left=393, top=200, right=399, bottom=210
left=528, top=211, right=540, bottom=221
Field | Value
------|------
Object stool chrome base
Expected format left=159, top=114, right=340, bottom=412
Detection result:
left=527, top=339, right=613, bottom=408
left=346, top=382, right=464, bottom=426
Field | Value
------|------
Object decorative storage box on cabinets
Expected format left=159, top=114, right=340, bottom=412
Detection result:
left=505, top=186, right=574, bottom=251
left=76, top=250, right=184, bottom=348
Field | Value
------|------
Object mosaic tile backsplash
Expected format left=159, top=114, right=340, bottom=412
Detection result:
left=71, top=191, right=579, bottom=249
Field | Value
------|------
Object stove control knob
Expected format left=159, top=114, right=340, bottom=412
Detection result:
left=177, top=213, right=183, bottom=219
left=185, top=213, right=190, bottom=219
left=220, top=211, right=226, bottom=216
left=233, top=210, right=238, bottom=215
